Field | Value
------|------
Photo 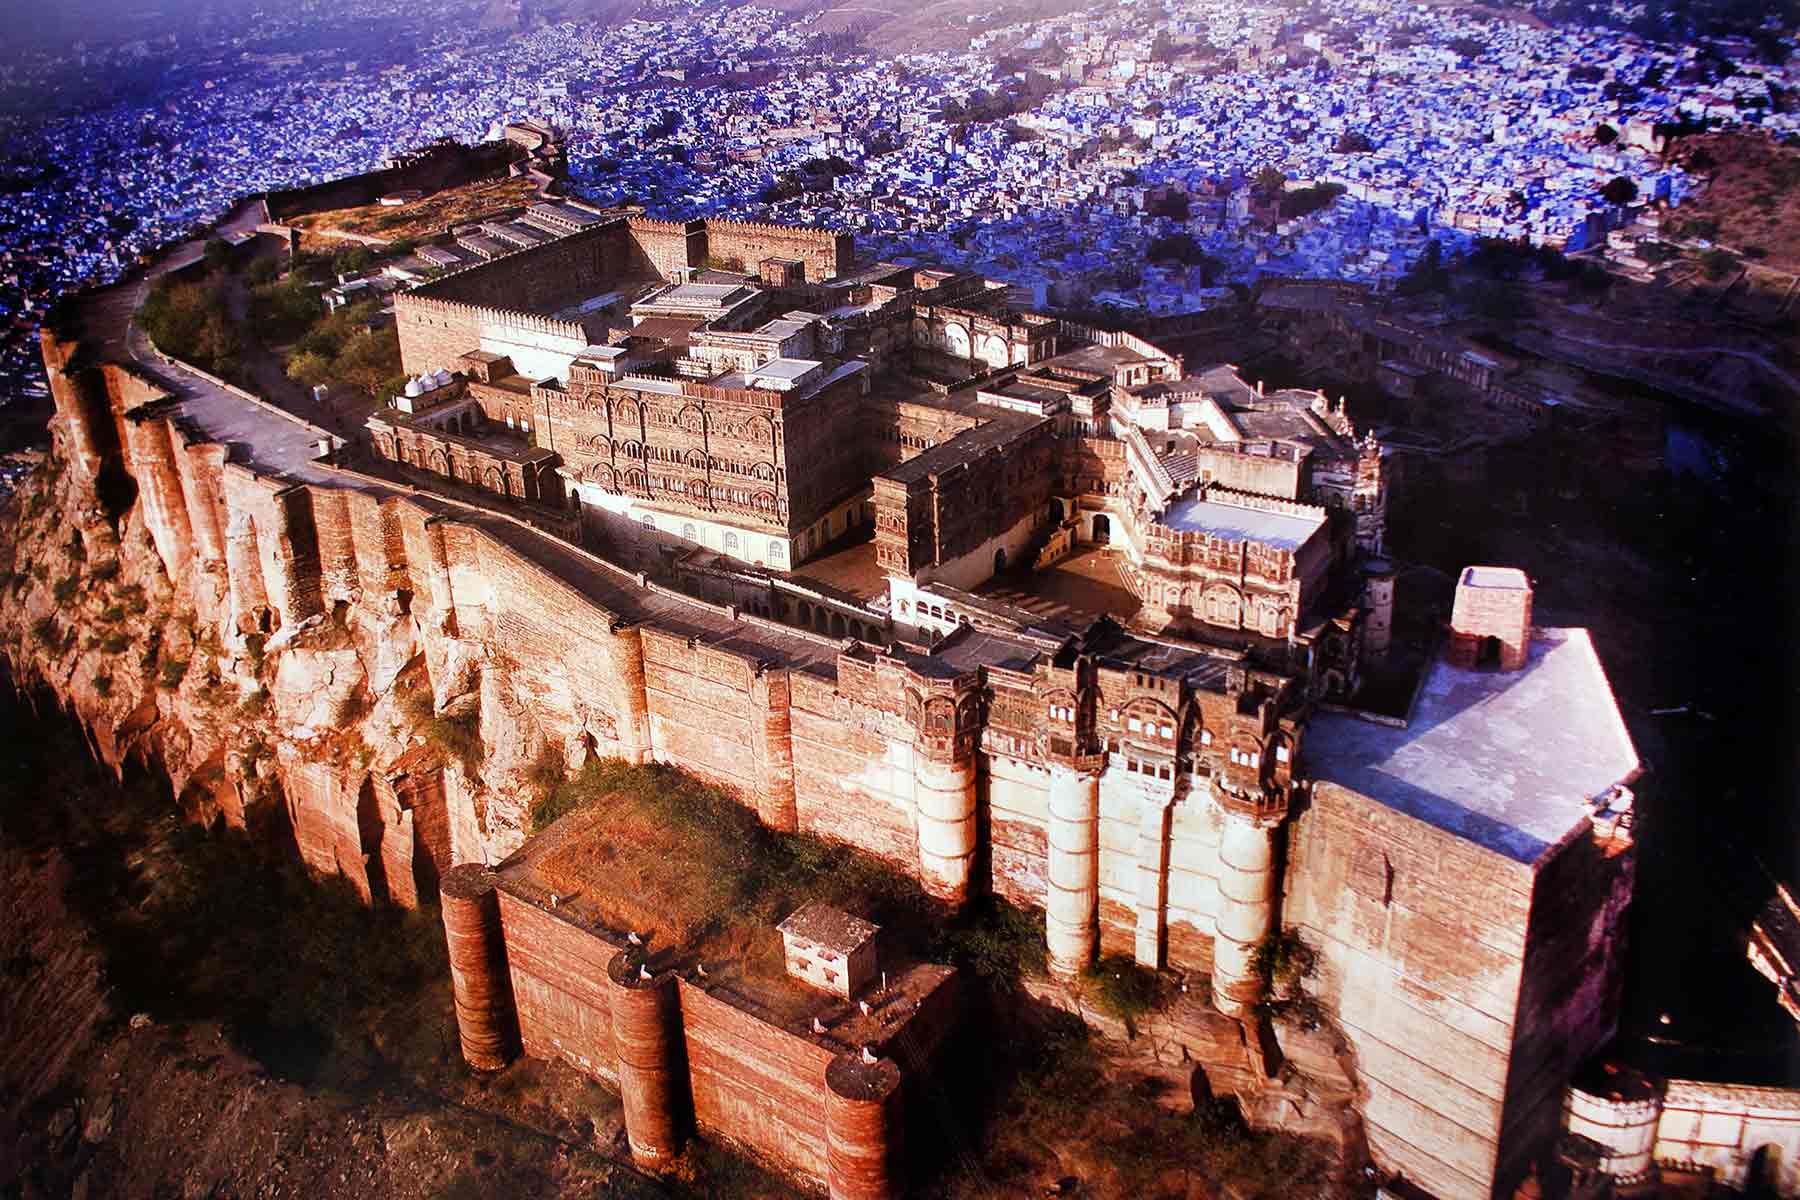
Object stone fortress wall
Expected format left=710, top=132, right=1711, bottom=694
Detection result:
left=440, top=864, right=958, bottom=1199
left=42, top=206, right=1636, bottom=1200
left=53, top=322, right=1319, bottom=1035
left=395, top=216, right=854, bottom=380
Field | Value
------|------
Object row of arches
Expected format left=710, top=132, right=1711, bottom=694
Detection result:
left=789, top=600, right=880, bottom=643
left=585, top=464, right=783, bottom=517
left=595, top=397, right=778, bottom=449
left=381, top=433, right=550, bottom=503
left=584, top=435, right=780, bottom=482
left=912, top=317, right=1019, bottom=370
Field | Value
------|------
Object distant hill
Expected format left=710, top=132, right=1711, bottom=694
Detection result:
left=1664, top=132, right=1800, bottom=273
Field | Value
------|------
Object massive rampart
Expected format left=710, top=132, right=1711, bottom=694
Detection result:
left=444, top=859, right=953, bottom=1199
left=264, top=140, right=526, bottom=222
left=701, top=219, right=851, bottom=282
left=9, top=290, right=1635, bottom=1200
left=395, top=216, right=853, bottom=376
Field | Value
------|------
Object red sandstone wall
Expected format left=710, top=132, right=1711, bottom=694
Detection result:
left=497, top=892, right=626, bottom=1081
left=987, top=757, right=1050, bottom=910
left=626, top=218, right=705, bottom=280
left=701, top=220, right=851, bottom=282
left=641, top=627, right=760, bottom=793
left=678, top=981, right=836, bottom=1177
left=496, top=887, right=895, bottom=1189
left=396, top=220, right=640, bottom=372
left=788, top=673, right=919, bottom=868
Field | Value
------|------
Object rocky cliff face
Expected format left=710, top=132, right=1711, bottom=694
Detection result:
left=0, top=428, right=552, bottom=909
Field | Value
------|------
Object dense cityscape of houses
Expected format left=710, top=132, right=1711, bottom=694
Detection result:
left=0, top=0, right=1791, bottom=400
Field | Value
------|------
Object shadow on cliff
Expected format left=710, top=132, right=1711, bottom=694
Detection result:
left=0, top=683, right=456, bottom=1095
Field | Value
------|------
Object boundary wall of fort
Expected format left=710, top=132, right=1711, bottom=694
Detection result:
left=395, top=216, right=853, bottom=377
left=440, top=863, right=958, bottom=1198
left=40, top=309, right=1629, bottom=1200
left=47, top=323, right=1270, bottom=996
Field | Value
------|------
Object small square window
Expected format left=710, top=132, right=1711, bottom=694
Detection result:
left=1275, top=746, right=1289, bottom=763
left=1128, top=717, right=1142, bottom=732
left=1200, top=730, right=1212, bottom=745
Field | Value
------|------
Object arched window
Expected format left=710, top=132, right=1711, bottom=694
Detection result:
left=724, top=532, right=740, bottom=553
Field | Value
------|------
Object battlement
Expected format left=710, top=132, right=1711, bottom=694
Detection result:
left=702, top=216, right=845, bottom=241
left=399, top=293, right=587, bottom=340
left=627, top=216, right=706, bottom=236
left=1202, top=484, right=1330, bottom=523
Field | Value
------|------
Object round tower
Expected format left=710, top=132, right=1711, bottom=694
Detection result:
left=1564, top=1062, right=1663, bottom=1187
left=912, top=691, right=978, bottom=904
left=825, top=1051, right=904, bottom=1200
left=913, top=750, right=977, bottom=903
left=1361, top=557, right=1395, bottom=662
left=1045, top=766, right=1101, bottom=976
left=1212, top=805, right=1278, bottom=1018
left=439, top=863, right=518, bottom=1070
left=606, top=951, right=687, bottom=1167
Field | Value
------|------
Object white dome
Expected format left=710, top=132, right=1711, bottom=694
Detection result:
left=403, top=378, right=423, bottom=398
left=431, top=368, right=452, bottom=387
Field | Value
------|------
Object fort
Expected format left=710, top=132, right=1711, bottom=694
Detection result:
left=15, top=207, right=1668, bottom=1200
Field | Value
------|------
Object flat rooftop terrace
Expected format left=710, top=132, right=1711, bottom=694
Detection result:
left=1304, top=628, right=1639, bottom=864
left=1160, top=495, right=1326, bottom=549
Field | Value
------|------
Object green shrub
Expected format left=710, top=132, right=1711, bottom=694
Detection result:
left=524, top=742, right=566, bottom=797
left=65, top=529, right=86, bottom=562
left=1249, top=926, right=1317, bottom=1019
left=1082, top=953, right=1164, bottom=1035
left=422, top=706, right=484, bottom=775
left=97, top=605, right=126, bottom=624
left=932, top=895, right=1047, bottom=982
left=95, top=673, right=113, bottom=697
left=101, top=632, right=131, bottom=654
left=51, top=575, right=80, bottom=603
left=90, top=558, right=120, bottom=582
left=159, top=658, right=190, bottom=690
left=31, top=617, right=58, bottom=646
left=1701, top=247, right=1740, bottom=280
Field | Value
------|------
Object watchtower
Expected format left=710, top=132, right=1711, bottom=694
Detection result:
left=1447, top=565, right=1533, bottom=671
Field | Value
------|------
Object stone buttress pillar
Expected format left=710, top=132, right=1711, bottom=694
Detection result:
left=825, top=1052, right=904, bottom=1200
left=254, top=486, right=324, bottom=631
left=914, top=747, right=978, bottom=904
left=223, top=507, right=271, bottom=635
left=606, top=621, right=653, bottom=765
left=751, top=666, right=798, bottom=833
left=439, top=863, right=518, bottom=1070
left=120, top=413, right=195, bottom=596
left=176, top=443, right=232, bottom=635
left=1046, top=766, right=1100, bottom=977
left=43, top=330, right=110, bottom=501
left=1133, top=791, right=1173, bottom=969
left=606, top=951, right=687, bottom=1167
left=422, top=517, right=459, bottom=638
left=1212, top=806, right=1278, bottom=1017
